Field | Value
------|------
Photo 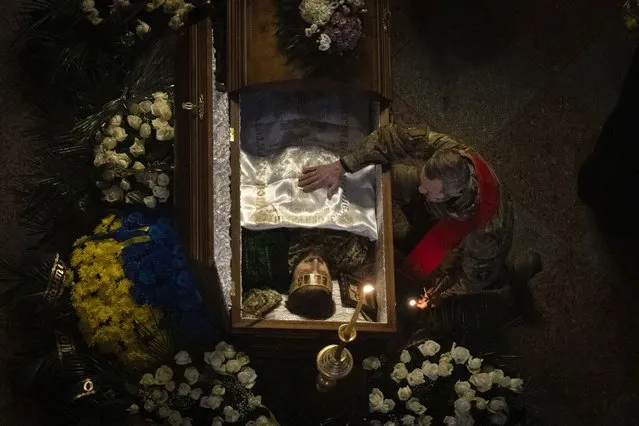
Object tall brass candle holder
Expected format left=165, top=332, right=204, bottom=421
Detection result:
left=316, top=284, right=374, bottom=392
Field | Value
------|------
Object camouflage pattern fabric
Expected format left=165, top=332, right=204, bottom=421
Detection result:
left=341, top=124, right=514, bottom=298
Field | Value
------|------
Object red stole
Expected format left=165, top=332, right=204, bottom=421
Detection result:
left=402, top=153, right=500, bottom=280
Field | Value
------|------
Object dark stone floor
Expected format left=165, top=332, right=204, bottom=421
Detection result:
left=1, top=0, right=638, bottom=425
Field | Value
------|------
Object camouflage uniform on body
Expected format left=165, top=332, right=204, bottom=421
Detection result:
left=340, top=124, right=514, bottom=298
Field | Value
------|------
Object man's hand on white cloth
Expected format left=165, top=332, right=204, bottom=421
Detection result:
left=297, top=160, right=346, bottom=199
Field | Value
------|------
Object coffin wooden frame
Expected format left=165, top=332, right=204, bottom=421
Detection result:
left=174, top=0, right=396, bottom=341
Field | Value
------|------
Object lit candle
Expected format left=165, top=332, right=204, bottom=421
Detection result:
left=408, top=299, right=417, bottom=308
left=344, top=284, right=374, bottom=339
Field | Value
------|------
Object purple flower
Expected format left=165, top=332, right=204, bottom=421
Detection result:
left=324, top=12, right=363, bottom=54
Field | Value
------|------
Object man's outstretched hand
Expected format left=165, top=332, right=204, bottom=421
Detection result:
left=297, top=160, right=346, bottom=199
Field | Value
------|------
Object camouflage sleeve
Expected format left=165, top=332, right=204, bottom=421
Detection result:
left=341, top=125, right=464, bottom=173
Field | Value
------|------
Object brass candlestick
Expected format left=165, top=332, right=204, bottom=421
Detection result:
left=316, top=324, right=357, bottom=392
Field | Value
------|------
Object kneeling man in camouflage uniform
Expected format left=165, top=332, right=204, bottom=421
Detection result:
left=298, top=124, right=541, bottom=308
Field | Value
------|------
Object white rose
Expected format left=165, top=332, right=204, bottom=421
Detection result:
left=87, top=10, right=102, bottom=25
left=129, top=138, right=145, bottom=157
left=157, top=406, right=171, bottom=418
left=117, top=178, right=130, bottom=191
left=400, top=350, right=411, bottom=363
left=136, top=20, right=151, bottom=37
left=151, top=389, right=169, bottom=404
left=454, top=398, right=471, bottom=415
left=489, top=369, right=504, bottom=384
left=151, top=99, right=173, bottom=120
left=168, top=410, right=182, bottom=426
left=466, top=357, right=483, bottom=374
left=496, top=375, right=512, bottom=388
left=462, top=389, right=476, bottom=401
left=80, top=0, right=95, bottom=11
left=93, top=152, right=107, bottom=167
left=127, top=115, right=143, bottom=130
left=153, top=91, right=169, bottom=100
left=235, top=352, right=250, bottom=366
left=156, top=124, right=175, bottom=141
left=420, top=361, right=439, bottom=381
left=154, top=365, right=173, bottom=384
left=248, top=395, right=262, bottom=408
left=475, top=397, right=488, bottom=410
left=177, top=382, right=191, bottom=396
left=470, top=372, right=493, bottom=393
left=443, top=417, right=456, bottom=426
left=129, top=102, right=141, bottom=115
left=305, top=27, right=315, bottom=37
left=152, top=117, right=169, bottom=130
left=168, top=14, right=184, bottom=30
left=143, top=398, right=156, bottom=412
left=139, top=123, right=152, bottom=138
left=380, top=398, right=395, bottom=414
left=101, top=136, right=117, bottom=150
left=155, top=187, right=170, bottom=202
left=407, top=368, right=425, bottom=387
left=184, top=367, right=199, bottom=385
left=102, top=185, right=124, bottom=203
left=155, top=173, right=170, bottom=187
left=189, top=388, right=202, bottom=400
left=165, top=381, right=176, bottom=392
left=225, top=359, right=242, bottom=374
left=451, top=344, right=471, bottom=364
left=132, top=161, right=145, bottom=171
left=223, top=406, right=240, bottom=423
left=508, top=377, right=524, bottom=393
left=211, top=417, right=224, bottom=426
left=454, top=381, right=472, bottom=397
left=383, top=422, right=396, bottom=426
left=143, top=195, right=157, bottom=208
left=139, top=373, right=156, bottom=385
left=163, top=0, right=181, bottom=13
left=237, top=367, right=257, bottom=389
left=212, top=384, right=226, bottom=396
left=109, top=114, right=122, bottom=126
left=490, top=413, right=507, bottom=425
left=438, top=362, right=454, bottom=377
left=318, top=41, right=330, bottom=51
left=174, top=350, right=192, bottom=365
left=139, top=100, right=153, bottom=114
left=397, top=386, right=412, bottom=401
left=362, top=356, right=381, bottom=371
left=112, top=126, right=128, bottom=142
left=216, top=341, right=237, bottom=359
left=127, top=404, right=139, bottom=414
left=487, top=397, right=508, bottom=413
left=368, top=388, right=384, bottom=412
left=199, top=395, right=223, bottom=410
left=439, top=352, right=452, bottom=364
left=417, top=340, right=441, bottom=357
left=204, top=351, right=225, bottom=368
left=181, top=418, right=193, bottom=426
left=145, top=0, right=163, bottom=11
left=105, top=151, right=130, bottom=169
left=391, top=363, right=409, bottom=383
left=254, top=415, right=271, bottom=426
left=417, top=416, right=433, bottom=426
left=405, top=397, right=427, bottom=415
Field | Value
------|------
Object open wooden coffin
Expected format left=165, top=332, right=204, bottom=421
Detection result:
left=175, top=0, right=395, bottom=351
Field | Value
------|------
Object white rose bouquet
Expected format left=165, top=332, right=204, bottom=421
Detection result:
left=80, top=0, right=196, bottom=33
left=363, top=340, right=527, bottom=426
left=93, top=91, right=175, bottom=208
left=136, top=344, right=278, bottom=425
left=298, top=0, right=366, bottom=54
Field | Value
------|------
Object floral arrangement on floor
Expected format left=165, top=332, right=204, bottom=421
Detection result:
left=362, top=339, right=527, bottom=426
left=80, top=0, right=196, bottom=31
left=135, top=344, right=278, bottom=425
left=67, top=213, right=215, bottom=364
left=68, top=214, right=165, bottom=364
left=299, top=0, right=366, bottom=54
left=94, top=91, right=175, bottom=208
left=276, top=0, right=367, bottom=75
left=624, top=0, right=639, bottom=31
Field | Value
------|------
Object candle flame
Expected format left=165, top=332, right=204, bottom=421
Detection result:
left=409, top=299, right=417, bottom=307
left=363, top=284, right=374, bottom=294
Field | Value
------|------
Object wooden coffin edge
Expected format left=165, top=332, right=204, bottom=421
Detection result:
left=227, top=0, right=392, bottom=100
left=228, top=97, right=397, bottom=335
left=174, top=18, right=231, bottom=331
